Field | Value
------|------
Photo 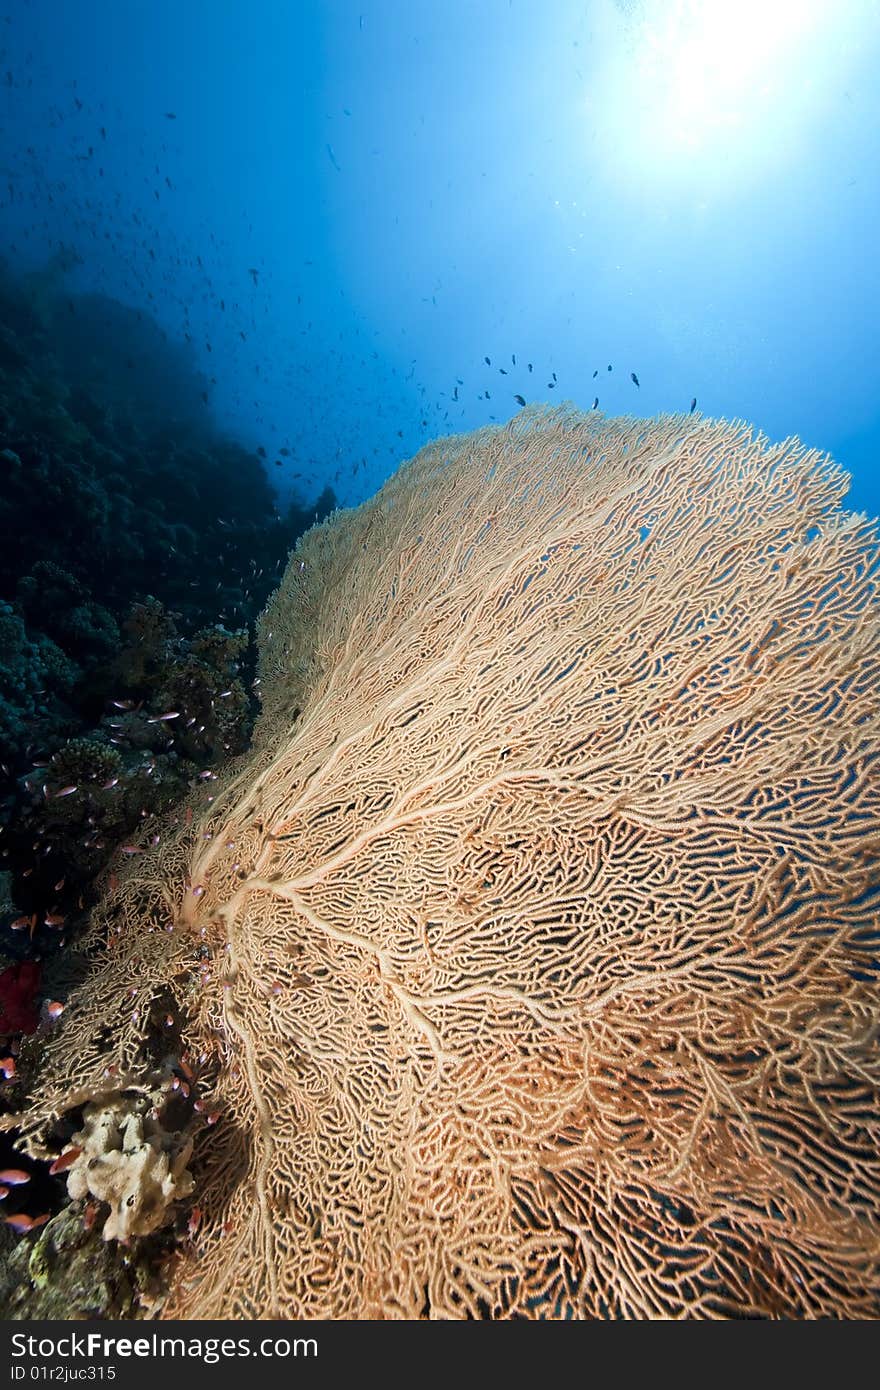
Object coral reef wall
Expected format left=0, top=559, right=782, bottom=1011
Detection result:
left=15, top=405, right=880, bottom=1317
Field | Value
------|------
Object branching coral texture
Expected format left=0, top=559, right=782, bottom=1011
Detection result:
left=11, top=406, right=880, bottom=1317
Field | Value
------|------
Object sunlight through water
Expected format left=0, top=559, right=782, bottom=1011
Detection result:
left=593, top=0, right=860, bottom=189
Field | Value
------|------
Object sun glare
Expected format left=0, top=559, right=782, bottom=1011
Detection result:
left=591, top=0, right=850, bottom=186
left=642, top=0, right=820, bottom=147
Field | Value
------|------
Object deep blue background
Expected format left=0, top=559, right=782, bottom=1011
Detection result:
left=2, top=0, right=877, bottom=517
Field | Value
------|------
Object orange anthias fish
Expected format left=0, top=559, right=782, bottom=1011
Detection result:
left=49, top=1147, right=82, bottom=1175
left=5, top=1213, right=49, bottom=1234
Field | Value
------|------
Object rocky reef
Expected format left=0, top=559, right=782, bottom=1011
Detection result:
left=0, top=256, right=335, bottom=1312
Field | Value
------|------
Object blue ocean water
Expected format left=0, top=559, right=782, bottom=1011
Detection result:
left=1, top=0, right=877, bottom=516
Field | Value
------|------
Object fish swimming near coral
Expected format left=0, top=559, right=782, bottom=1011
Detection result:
left=48, top=1148, right=82, bottom=1175
left=5, top=1213, right=49, bottom=1234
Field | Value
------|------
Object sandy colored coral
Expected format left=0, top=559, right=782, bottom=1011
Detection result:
left=10, top=406, right=880, bottom=1318
left=65, top=1091, right=194, bottom=1242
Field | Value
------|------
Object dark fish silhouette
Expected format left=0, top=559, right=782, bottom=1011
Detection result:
left=511, top=354, right=516, bottom=366
left=256, top=446, right=266, bottom=459
left=514, top=394, right=526, bottom=406
left=607, top=364, right=612, bottom=371
left=689, top=397, right=697, bottom=413
left=592, top=369, right=598, bottom=378
left=326, top=143, right=341, bottom=172
left=527, top=363, right=533, bottom=372
left=165, top=112, right=176, bottom=119
left=499, top=367, right=508, bottom=374
left=631, top=372, right=640, bottom=387
left=591, top=397, right=599, bottom=409
left=484, top=356, right=491, bottom=365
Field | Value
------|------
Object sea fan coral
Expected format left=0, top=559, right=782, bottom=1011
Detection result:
left=10, top=406, right=880, bottom=1318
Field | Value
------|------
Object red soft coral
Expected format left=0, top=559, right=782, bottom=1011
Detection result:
left=0, top=960, right=41, bottom=1034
